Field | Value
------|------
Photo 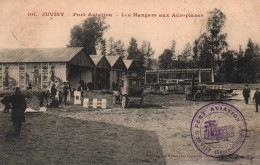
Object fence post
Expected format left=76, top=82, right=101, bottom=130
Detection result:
left=93, top=98, right=97, bottom=108
left=83, top=98, right=89, bottom=108
left=101, top=99, right=107, bottom=109
left=74, top=91, right=81, bottom=104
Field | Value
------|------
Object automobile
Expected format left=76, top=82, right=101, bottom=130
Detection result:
left=113, top=76, right=144, bottom=108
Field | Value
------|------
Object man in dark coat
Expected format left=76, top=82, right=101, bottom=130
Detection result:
left=253, top=88, right=260, bottom=112
left=243, top=85, right=251, bottom=104
left=10, top=87, right=27, bottom=136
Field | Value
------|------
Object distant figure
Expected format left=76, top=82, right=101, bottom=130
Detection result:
left=88, top=81, right=94, bottom=91
left=83, top=82, right=87, bottom=91
left=4, top=66, right=9, bottom=88
left=10, top=87, right=27, bottom=136
left=38, top=89, right=49, bottom=107
left=1, top=94, right=11, bottom=113
left=50, top=65, right=55, bottom=82
left=67, top=83, right=71, bottom=104
left=58, top=91, right=63, bottom=105
left=253, top=88, right=260, bottom=112
left=50, top=84, right=58, bottom=108
left=27, top=82, right=32, bottom=90
left=77, top=83, right=83, bottom=97
left=243, top=85, right=251, bottom=104
left=63, top=82, right=69, bottom=105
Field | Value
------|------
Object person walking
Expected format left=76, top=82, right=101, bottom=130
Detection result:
left=253, top=88, right=260, bottom=112
left=10, top=87, right=27, bottom=136
left=243, top=85, right=251, bottom=104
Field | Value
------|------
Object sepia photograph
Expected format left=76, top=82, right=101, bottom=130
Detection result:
left=0, top=0, right=259, bottom=164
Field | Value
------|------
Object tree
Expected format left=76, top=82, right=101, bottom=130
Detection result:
left=171, top=40, right=177, bottom=60
left=158, top=49, right=174, bottom=69
left=140, top=41, right=155, bottom=70
left=127, top=37, right=145, bottom=76
left=114, top=40, right=125, bottom=57
left=193, top=33, right=215, bottom=68
left=182, top=42, right=192, bottom=61
left=97, top=39, right=106, bottom=55
left=107, top=37, right=115, bottom=56
left=192, top=8, right=228, bottom=71
left=207, top=8, right=228, bottom=69
left=220, top=50, right=236, bottom=82
left=233, top=45, right=246, bottom=82
left=192, top=39, right=199, bottom=67
left=244, top=38, right=258, bottom=82
left=107, top=38, right=126, bottom=57
left=68, top=17, right=109, bottom=55
left=127, top=37, right=139, bottom=59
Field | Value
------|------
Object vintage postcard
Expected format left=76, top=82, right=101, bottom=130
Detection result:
left=0, top=0, right=259, bottom=164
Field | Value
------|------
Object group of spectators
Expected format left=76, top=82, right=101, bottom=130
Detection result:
left=243, top=85, right=260, bottom=112
left=40, top=81, right=94, bottom=108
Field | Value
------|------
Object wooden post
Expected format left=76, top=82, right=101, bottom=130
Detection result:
left=92, top=68, right=96, bottom=90
left=157, top=70, right=160, bottom=83
left=101, top=99, right=107, bottom=109
left=1, top=64, right=3, bottom=90
left=24, top=63, right=27, bottom=89
left=144, top=70, right=147, bottom=85
left=93, top=98, right=97, bottom=108
left=83, top=98, right=89, bottom=108
left=40, top=63, right=43, bottom=89
left=198, top=69, right=202, bottom=83
left=18, top=63, right=20, bottom=88
left=211, top=68, right=215, bottom=83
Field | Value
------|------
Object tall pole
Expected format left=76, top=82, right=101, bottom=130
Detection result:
left=198, top=69, right=202, bottom=83
left=211, top=68, right=215, bottom=83
left=157, top=70, right=160, bottom=83
left=144, top=70, right=147, bottom=85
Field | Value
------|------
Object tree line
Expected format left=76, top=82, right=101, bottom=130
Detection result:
left=158, top=8, right=260, bottom=83
left=67, top=9, right=260, bottom=83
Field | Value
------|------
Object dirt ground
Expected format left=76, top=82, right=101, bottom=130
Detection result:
left=0, top=89, right=259, bottom=165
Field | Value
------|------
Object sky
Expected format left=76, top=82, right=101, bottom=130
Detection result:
left=0, top=0, right=259, bottom=58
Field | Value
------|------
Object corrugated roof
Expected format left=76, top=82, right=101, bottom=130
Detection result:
left=123, top=59, right=133, bottom=69
left=0, top=47, right=84, bottom=63
left=89, top=55, right=104, bottom=66
left=105, top=56, right=120, bottom=67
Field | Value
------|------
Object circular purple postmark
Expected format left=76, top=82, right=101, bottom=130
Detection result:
left=190, top=102, right=247, bottom=157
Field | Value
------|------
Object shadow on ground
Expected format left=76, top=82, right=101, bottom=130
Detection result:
left=0, top=113, right=165, bottom=165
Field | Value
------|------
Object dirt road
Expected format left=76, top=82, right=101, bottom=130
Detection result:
left=0, top=91, right=259, bottom=164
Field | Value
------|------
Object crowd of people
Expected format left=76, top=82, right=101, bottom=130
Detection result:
left=1, top=82, right=259, bottom=138
left=40, top=81, right=94, bottom=108
left=243, top=85, right=260, bottom=112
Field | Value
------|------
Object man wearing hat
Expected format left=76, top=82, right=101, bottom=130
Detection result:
left=243, top=85, right=251, bottom=104
left=253, top=88, right=260, bottom=112
left=10, top=87, right=27, bottom=136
